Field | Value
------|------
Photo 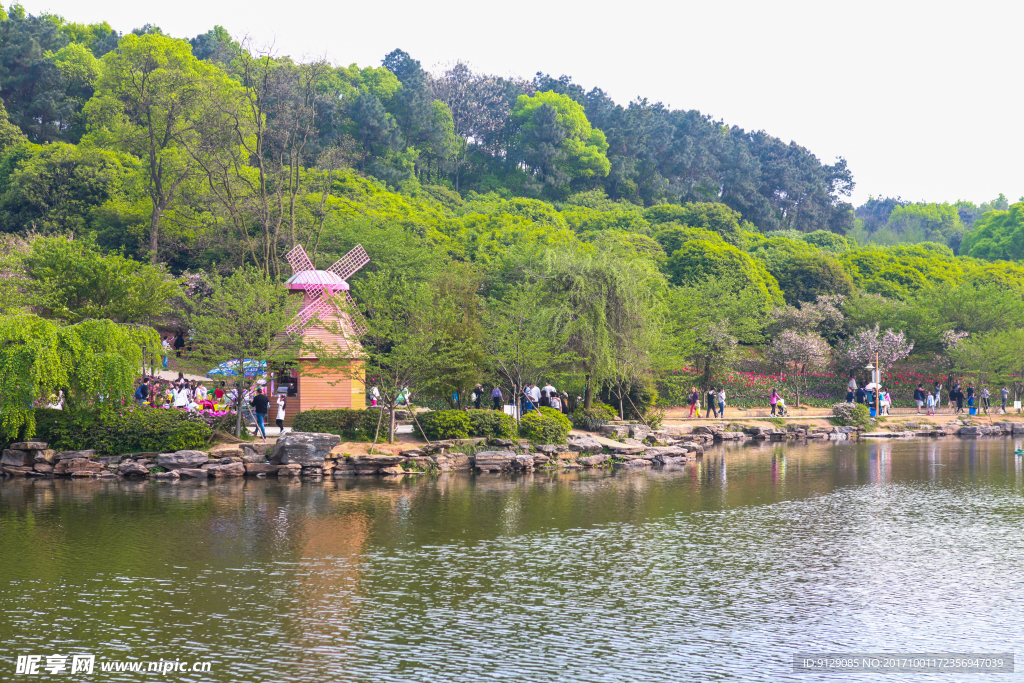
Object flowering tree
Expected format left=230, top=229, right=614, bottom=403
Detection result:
left=764, top=331, right=831, bottom=406
left=768, top=294, right=845, bottom=341
left=836, top=325, right=914, bottom=375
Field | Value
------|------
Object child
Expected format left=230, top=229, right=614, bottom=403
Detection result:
left=776, top=397, right=789, bottom=417
left=926, top=391, right=936, bottom=416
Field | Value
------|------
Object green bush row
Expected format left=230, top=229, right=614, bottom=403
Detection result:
left=418, top=409, right=516, bottom=441
left=290, top=408, right=383, bottom=440
left=32, top=407, right=212, bottom=455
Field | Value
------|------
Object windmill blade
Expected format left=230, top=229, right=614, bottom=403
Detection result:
left=286, top=296, right=335, bottom=337
left=327, top=244, right=370, bottom=281
left=284, top=244, right=315, bottom=275
left=343, top=291, right=368, bottom=337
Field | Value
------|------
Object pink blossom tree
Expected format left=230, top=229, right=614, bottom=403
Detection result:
left=836, top=325, right=914, bottom=375
left=764, top=330, right=831, bottom=406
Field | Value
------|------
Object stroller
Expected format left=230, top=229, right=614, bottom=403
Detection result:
left=775, top=398, right=790, bottom=417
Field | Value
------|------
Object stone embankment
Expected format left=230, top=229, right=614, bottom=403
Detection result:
left=3, top=420, right=1018, bottom=481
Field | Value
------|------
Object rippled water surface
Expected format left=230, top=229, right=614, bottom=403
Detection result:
left=3, top=438, right=1024, bottom=682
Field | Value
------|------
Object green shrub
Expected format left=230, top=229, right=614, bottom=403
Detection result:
left=465, top=409, right=516, bottom=438
left=290, top=408, right=382, bottom=440
left=418, top=410, right=471, bottom=440
left=33, top=406, right=213, bottom=455
left=520, top=406, right=572, bottom=444
left=831, top=402, right=872, bottom=428
left=570, top=401, right=617, bottom=431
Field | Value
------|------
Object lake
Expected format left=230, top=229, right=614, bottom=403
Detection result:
left=2, top=437, right=1023, bottom=682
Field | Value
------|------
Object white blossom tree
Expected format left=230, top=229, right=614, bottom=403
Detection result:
left=836, top=325, right=914, bottom=374
left=765, top=330, right=831, bottom=407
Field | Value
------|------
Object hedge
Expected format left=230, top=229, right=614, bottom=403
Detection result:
left=570, top=402, right=617, bottom=431
left=32, top=406, right=212, bottom=455
left=418, top=411, right=472, bottom=440
left=465, top=409, right=516, bottom=439
left=291, top=408, right=382, bottom=440
left=520, top=407, right=572, bottom=444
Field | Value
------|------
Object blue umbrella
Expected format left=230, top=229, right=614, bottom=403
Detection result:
left=206, top=359, right=267, bottom=378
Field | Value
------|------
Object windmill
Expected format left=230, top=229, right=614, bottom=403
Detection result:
left=283, top=243, right=369, bottom=338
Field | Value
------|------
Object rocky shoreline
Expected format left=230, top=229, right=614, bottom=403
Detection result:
left=2, top=419, right=1021, bottom=482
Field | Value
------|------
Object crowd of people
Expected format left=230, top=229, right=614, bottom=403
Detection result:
left=133, top=374, right=287, bottom=439
left=846, top=376, right=1012, bottom=417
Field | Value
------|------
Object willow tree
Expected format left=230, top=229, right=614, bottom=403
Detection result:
left=540, top=248, right=665, bottom=409
left=0, top=314, right=160, bottom=439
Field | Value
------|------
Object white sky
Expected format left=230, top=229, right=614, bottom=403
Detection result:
left=27, top=0, right=1024, bottom=207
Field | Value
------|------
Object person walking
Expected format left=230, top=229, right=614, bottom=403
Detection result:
left=472, top=384, right=484, bottom=410
left=161, top=336, right=170, bottom=369
left=954, top=386, right=965, bottom=414
left=913, top=384, right=925, bottom=414
left=855, top=386, right=867, bottom=405
left=549, top=392, right=562, bottom=412
left=173, top=329, right=185, bottom=358
left=491, top=385, right=503, bottom=411
left=717, top=387, right=726, bottom=418
left=1001, top=386, right=1010, bottom=413
left=848, top=374, right=858, bottom=395
left=706, top=387, right=719, bottom=418
left=250, top=388, right=270, bottom=439
left=981, top=386, right=991, bottom=414
left=275, top=395, right=287, bottom=433
left=688, top=387, right=699, bottom=418
left=880, top=389, right=891, bottom=416
left=769, top=388, right=780, bottom=416
left=926, top=390, right=936, bottom=416
left=966, top=383, right=975, bottom=411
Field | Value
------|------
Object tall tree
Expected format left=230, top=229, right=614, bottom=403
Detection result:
left=85, top=34, right=235, bottom=262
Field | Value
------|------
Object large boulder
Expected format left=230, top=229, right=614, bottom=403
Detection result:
left=268, top=432, right=340, bottom=466
left=599, top=424, right=630, bottom=439
left=567, top=435, right=603, bottom=454
left=157, top=451, right=209, bottom=470
left=177, top=468, right=209, bottom=480
left=1, top=449, right=32, bottom=468
left=55, top=450, right=96, bottom=461
left=511, top=455, right=535, bottom=471
left=472, top=450, right=516, bottom=472
left=608, top=439, right=646, bottom=455
left=206, top=462, right=245, bottom=477
left=32, top=449, right=57, bottom=464
left=578, top=454, right=609, bottom=467
left=9, top=441, right=47, bottom=450
left=118, top=462, right=149, bottom=478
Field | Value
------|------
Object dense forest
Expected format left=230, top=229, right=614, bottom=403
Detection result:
left=3, top=5, right=1024, bottom=429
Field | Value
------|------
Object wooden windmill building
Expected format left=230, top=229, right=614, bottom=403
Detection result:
left=274, top=243, right=369, bottom=424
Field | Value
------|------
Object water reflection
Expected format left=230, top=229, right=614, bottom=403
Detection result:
left=2, top=438, right=1024, bottom=682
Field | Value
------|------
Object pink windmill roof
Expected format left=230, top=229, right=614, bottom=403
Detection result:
left=285, top=270, right=348, bottom=285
